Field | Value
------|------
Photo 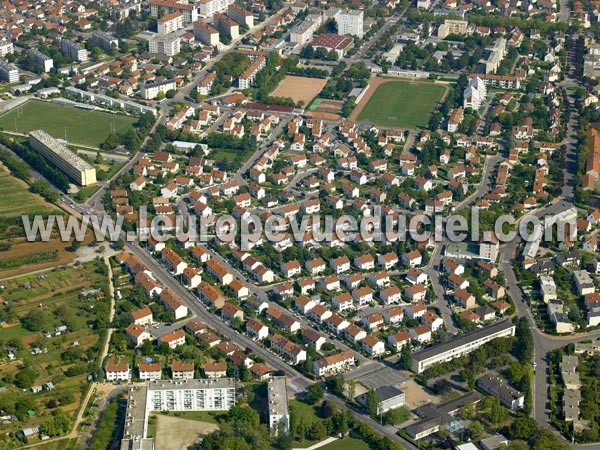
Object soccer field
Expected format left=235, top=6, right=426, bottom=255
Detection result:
left=356, top=80, right=447, bottom=128
left=0, top=100, right=137, bottom=147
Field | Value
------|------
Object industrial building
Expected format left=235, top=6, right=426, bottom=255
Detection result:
left=29, top=130, right=96, bottom=186
left=410, top=320, right=516, bottom=374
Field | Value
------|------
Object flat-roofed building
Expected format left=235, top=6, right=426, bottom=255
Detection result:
left=26, top=49, right=54, bottom=72
left=60, top=39, right=88, bottom=62
left=335, top=9, right=363, bottom=37
left=29, top=130, right=96, bottom=186
left=437, top=19, right=468, bottom=38
left=410, top=320, right=515, bottom=374
left=268, top=377, right=289, bottom=435
left=477, top=374, right=524, bottom=410
left=198, top=0, right=235, bottom=18
left=0, top=61, right=19, bottom=83
left=148, top=0, right=199, bottom=24
left=121, top=379, right=235, bottom=449
left=92, top=30, right=119, bottom=52
left=149, top=34, right=181, bottom=56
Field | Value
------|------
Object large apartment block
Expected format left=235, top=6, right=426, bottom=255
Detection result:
left=91, top=30, right=119, bottom=52
left=148, top=34, right=181, bottom=56
left=141, top=80, right=177, bottom=100
left=0, top=40, right=14, bottom=57
left=0, top=61, right=19, bottom=83
left=26, top=48, right=54, bottom=73
left=268, top=377, right=289, bottom=435
left=60, top=39, right=88, bottom=62
left=410, top=320, right=516, bottom=373
left=198, top=0, right=235, bottom=18
left=29, top=130, right=96, bottom=186
left=148, top=0, right=198, bottom=24
left=121, top=379, right=235, bottom=449
left=335, top=9, right=364, bottom=37
left=437, top=19, right=468, bottom=38
left=194, top=20, right=220, bottom=46
left=238, top=55, right=266, bottom=89
left=228, top=4, right=254, bottom=28
left=157, top=11, right=184, bottom=34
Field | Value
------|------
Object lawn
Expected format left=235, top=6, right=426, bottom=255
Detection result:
left=0, top=100, right=137, bottom=147
left=320, top=438, right=371, bottom=450
left=356, top=80, right=447, bottom=128
left=0, top=165, right=57, bottom=218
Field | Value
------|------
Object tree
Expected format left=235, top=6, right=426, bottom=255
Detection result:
left=398, top=342, right=412, bottom=370
left=305, top=383, right=324, bottom=405
left=320, top=400, right=337, bottom=418
left=307, top=421, right=327, bottom=440
left=468, top=420, right=485, bottom=441
left=508, top=416, right=539, bottom=441
left=460, top=403, right=477, bottom=420
left=15, top=367, right=38, bottom=388
left=366, top=388, right=378, bottom=416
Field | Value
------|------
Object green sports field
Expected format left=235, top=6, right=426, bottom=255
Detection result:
left=356, top=80, right=447, bottom=128
left=0, top=100, right=137, bottom=147
left=319, top=438, right=371, bottom=450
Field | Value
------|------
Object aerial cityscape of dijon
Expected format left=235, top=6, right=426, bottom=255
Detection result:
left=0, top=0, right=600, bottom=449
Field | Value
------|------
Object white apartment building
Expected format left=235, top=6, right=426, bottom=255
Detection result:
left=335, top=9, right=363, bottom=37
left=0, top=40, right=14, bottom=57
left=411, top=320, right=516, bottom=374
left=0, top=61, right=19, bottom=83
left=149, top=378, right=235, bottom=411
left=92, top=30, right=119, bottom=52
left=158, top=12, right=184, bottom=34
left=437, top=19, right=468, bottom=38
left=149, top=0, right=198, bottom=24
left=228, top=4, right=254, bottom=28
left=194, top=20, right=220, bottom=46
left=121, top=380, right=236, bottom=449
left=27, top=48, right=53, bottom=72
left=464, top=76, right=486, bottom=110
left=238, top=55, right=266, bottom=89
left=289, top=16, right=321, bottom=44
left=149, top=34, right=181, bottom=56
left=198, top=0, right=235, bottom=18
left=141, top=80, right=177, bottom=100
left=29, top=130, right=96, bottom=186
left=268, top=377, right=289, bottom=435
left=60, top=39, right=88, bottom=62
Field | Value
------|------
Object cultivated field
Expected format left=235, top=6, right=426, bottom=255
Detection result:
left=0, top=100, right=137, bottom=147
left=0, top=261, right=110, bottom=448
left=0, top=165, right=56, bottom=218
left=154, top=414, right=218, bottom=450
left=353, top=78, right=448, bottom=128
left=271, top=75, right=328, bottom=105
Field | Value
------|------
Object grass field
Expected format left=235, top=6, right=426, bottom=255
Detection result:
left=0, top=100, right=137, bottom=147
left=320, top=438, right=371, bottom=450
left=356, top=80, right=447, bottom=128
left=0, top=165, right=56, bottom=218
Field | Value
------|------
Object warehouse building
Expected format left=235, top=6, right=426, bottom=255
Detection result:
left=29, top=130, right=96, bottom=186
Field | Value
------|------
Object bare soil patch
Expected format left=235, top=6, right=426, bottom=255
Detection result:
left=271, top=76, right=328, bottom=105
left=155, top=414, right=219, bottom=450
